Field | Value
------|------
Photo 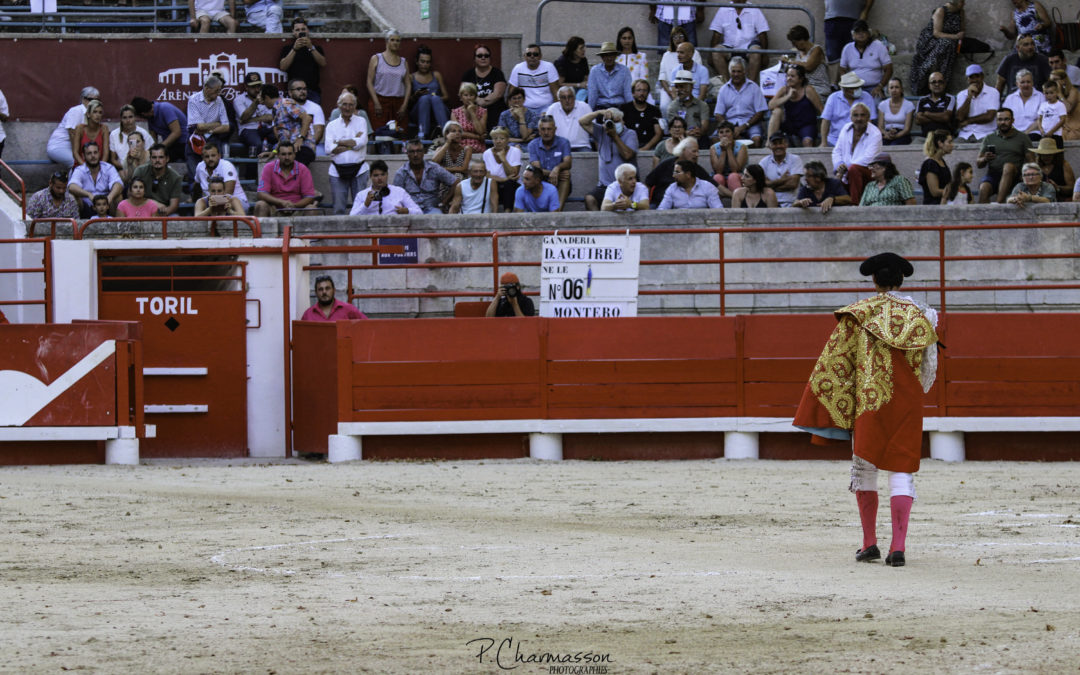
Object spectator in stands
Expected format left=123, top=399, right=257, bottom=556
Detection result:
left=509, top=44, right=560, bottom=115
left=860, top=153, right=915, bottom=206
left=514, top=165, right=560, bottom=213
left=90, top=195, right=111, bottom=220
left=839, top=20, right=891, bottom=101
left=709, top=122, right=748, bottom=199
left=408, top=45, right=451, bottom=140
left=996, top=35, right=1050, bottom=96
left=944, top=162, right=974, bottom=204
left=824, top=0, right=873, bottom=69
left=832, top=102, right=882, bottom=202
left=499, top=87, right=541, bottom=145
left=1037, top=80, right=1067, bottom=147
left=243, top=0, right=282, bottom=34
left=1004, top=70, right=1046, bottom=140
left=602, top=163, right=650, bottom=211
left=325, top=91, right=369, bottom=215
left=546, top=86, right=593, bottom=151
left=919, top=129, right=954, bottom=205
left=909, top=1, right=965, bottom=96
left=666, top=70, right=711, bottom=140
left=656, top=26, right=701, bottom=113
left=580, top=108, right=639, bottom=211
left=367, top=29, right=410, bottom=134
left=1050, top=70, right=1080, bottom=141
left=621, top=80, right=663, bottom=151
left=820, top=73, right=877, bottom=146
left=1032, top=137, right=1075, bottom=201
left=653, top=115, right=687, bottom=166
left=394, top=139, right=457, bottom=215
left=767, top=65, right=823, bottom=148
left=233, top=75, right=274, bottom=160
left=48, top=87, right=97, bottom=167
left=194, top=175, right=245, bottom=217
left=759, top=133, right=804, bottom=207
left=432, top=120, right=471, bottom=179
left=301, top=275, right=367, bottom=321
left=955, top=64, right=1001, bottom=142
left=351, top=159, right=421, bottom=216
left=289, top=79, right=324, bottom=155
left=483, top=127, right=522, bottom=212
left=527, top=116, right=572, bottom=211
left=650, top=1, right=703, bottom=49
left=915, top=72, right=956, bottom=137
left=485, top=272, right=534, bottom=317
left=68, top=141, right=122, bottom=217
left=71, top=99, right=110, bottom=167
left=26, top=170, right=79, bottom=220
left=781, top=25, right=831, bottom=101
left=117, top=177, right=164, bottom=219
left=713, top=57, right=767, bottom=146
left=271, top=84, right=313, bottom=166
left=132, top=144, right=182, bottom=216
left=554, top=36, right=589, bottom=102
left=279, top=17, right=326, bottom=104
left=109, top=104, right=154, bottom=180
left=647, top=136, right=713, bottom=207
left=452, top=82, right=488, bottom=154
left=793, top=160, right=851, bottom=212
left=658, top=158, right=723, bottom=209
left=588, top=42, right=633, bottom=111
left=616, top=27, right=650, bottom=91
left=977, top=108, right=1034, bottom=202
left=449, top=159, right=499, bottom=214
left=1047, top=50, right=1080, bottom=88
left=132, top=96, right=188, bottom=164
left=1007, top=161, right=1056, bottom=205
left=999, top=0, right=1052, bottom=55
left=708, top=0, right=769, bottom=83
left=1073, top=176, right=1080, bottom=201
left=188, top=0, right=237, bottom=33
left=461, top=43, right=507, bottom=127
left=255, top=142, right=318, bottom=217
left=194, top=142, right=247, bottom=213
left=186, top=75, right=232, bottom=186
left=0, top=87, right=7, bottom=159
left=877, top=78, right=915, bottom=145
left=731, top=164, right=778, bottom=208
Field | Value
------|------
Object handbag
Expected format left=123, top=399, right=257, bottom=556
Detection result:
left=1052, top=7, right=1080, bottom=51
left=958, top=37, right=994, bottom=64
left=334, top=162, right=364, bottom=182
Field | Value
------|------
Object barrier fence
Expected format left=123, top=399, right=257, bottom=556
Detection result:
left=0, top=236, right=51, bottom=322
left=0, top=158, right=26, bottom=220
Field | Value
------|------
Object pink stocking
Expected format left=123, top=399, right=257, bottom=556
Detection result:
left=890, top=495, right=913, bottom=553
left=855, top=490, right=878, bottom=549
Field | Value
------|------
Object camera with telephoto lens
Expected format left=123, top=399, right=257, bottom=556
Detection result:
left=374, top=186, right=391, bottom=199
left=604, top=119, right=615, bottom=130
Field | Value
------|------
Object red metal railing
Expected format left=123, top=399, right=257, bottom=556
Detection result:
left=28, top=218, right=78, bottom=239
left=0, top=236, right=52, bottom=322
left=76, top=216, right=262, bottom=240
left=0, top=158, right=27, bottom=220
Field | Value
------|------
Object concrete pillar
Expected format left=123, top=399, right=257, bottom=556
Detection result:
left=930, top=431, right=965, bottom=462
left=724, top=431, right=759, bottom=459
left=328, top=434, right=363, bottom=463
left=529, top=432, right=563, bottom=460
left=105, top=438, right=139, bottom=465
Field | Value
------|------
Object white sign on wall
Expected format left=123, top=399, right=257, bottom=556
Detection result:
left=539, top=234, right=640, bottom=318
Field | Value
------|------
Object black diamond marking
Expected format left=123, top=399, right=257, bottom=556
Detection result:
left=164, top=316, right=180, bottom=332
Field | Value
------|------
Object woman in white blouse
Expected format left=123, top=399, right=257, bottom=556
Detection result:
left=877, top=78, right=915, bottom=146
left=482, top=126, right=522, bottom=212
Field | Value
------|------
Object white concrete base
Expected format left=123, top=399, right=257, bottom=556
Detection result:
left=327, top=434, right=363, bottom=463
left=529, top=432, right=563, bottom=460
left=930, top=431, right=965, bottom=462
left=724, top=431, right=759, bottom=459
left=105, top=438, right=140, bottom=465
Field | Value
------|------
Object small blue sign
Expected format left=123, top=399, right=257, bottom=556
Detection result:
left=378, top=237, right=419, bottom=265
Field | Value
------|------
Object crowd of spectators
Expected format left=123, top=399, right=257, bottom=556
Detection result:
left=21, top=5, right=1080, bottom=224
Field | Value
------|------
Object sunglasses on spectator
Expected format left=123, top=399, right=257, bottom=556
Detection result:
left=475, top=52, right=491, bottom=58
left=736, top=16, right=742, bottom=30
left=526, top=51, right=540, bottom=57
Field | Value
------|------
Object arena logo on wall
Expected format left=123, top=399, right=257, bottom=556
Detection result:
left=156, top=52, right=286, bottom=102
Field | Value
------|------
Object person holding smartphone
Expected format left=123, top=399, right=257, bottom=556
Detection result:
left=975, top=108, right=1034, bottom=203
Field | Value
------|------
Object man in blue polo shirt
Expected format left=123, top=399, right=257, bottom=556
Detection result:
left=514, top=165, right=560, bottom=212
left=526, top=116, right=572, bottom=210
left=131, top=96, right=189, bottom=163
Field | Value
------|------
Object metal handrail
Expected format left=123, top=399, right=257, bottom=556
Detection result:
left=0, top=236, right=52, bottom=322
left=0, top=159, right=27, bottom=220
left=535, top=0, right=815, bottom=56
left=27, top=218, right=77, bottom=239
left=76, top=215, right=261, bottom=240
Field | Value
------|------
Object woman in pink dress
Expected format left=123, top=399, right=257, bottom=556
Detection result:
left=116, top=177, right=163, bottom=218
left=452, top=82, right=488, bottom=153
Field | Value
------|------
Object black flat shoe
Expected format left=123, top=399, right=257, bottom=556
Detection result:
left=885, top=551, right=905, bottom=567
left=855, top=545, right=881, bottom=562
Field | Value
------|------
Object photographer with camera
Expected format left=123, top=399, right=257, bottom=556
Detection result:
left=485, top=272, right=535, bottom=317
left=579, top=107, right=639, bottom=211
left=279, top=17, right=327, bottom=104
left=350, top=159, right=422, bottom=216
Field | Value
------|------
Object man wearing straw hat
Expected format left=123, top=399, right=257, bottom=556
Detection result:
left=588, top=42, right=633, bottom=110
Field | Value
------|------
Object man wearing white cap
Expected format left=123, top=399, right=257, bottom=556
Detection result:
left=665, top=70, right=711, bottom=139
left=588, top=42, right=633, bottom=110
left=819, top=72, right=877, bottom=146
left=955, top=63, right=1001, bottom=142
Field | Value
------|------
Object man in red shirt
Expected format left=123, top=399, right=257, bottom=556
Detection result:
left=254, top=142, right=318, bottom=217
left=300, top=275, right=368, bottom=321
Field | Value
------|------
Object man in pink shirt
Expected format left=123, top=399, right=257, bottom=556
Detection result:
left=254, top=142, right=318, bottom=217
left=300, top=275, right=368, bottom=321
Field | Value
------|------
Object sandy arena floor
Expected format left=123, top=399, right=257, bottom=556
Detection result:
left=0, top=457, right=1078, bottom=674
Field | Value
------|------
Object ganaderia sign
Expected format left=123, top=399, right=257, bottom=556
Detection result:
left=1, top=35, right=498, bottom=121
